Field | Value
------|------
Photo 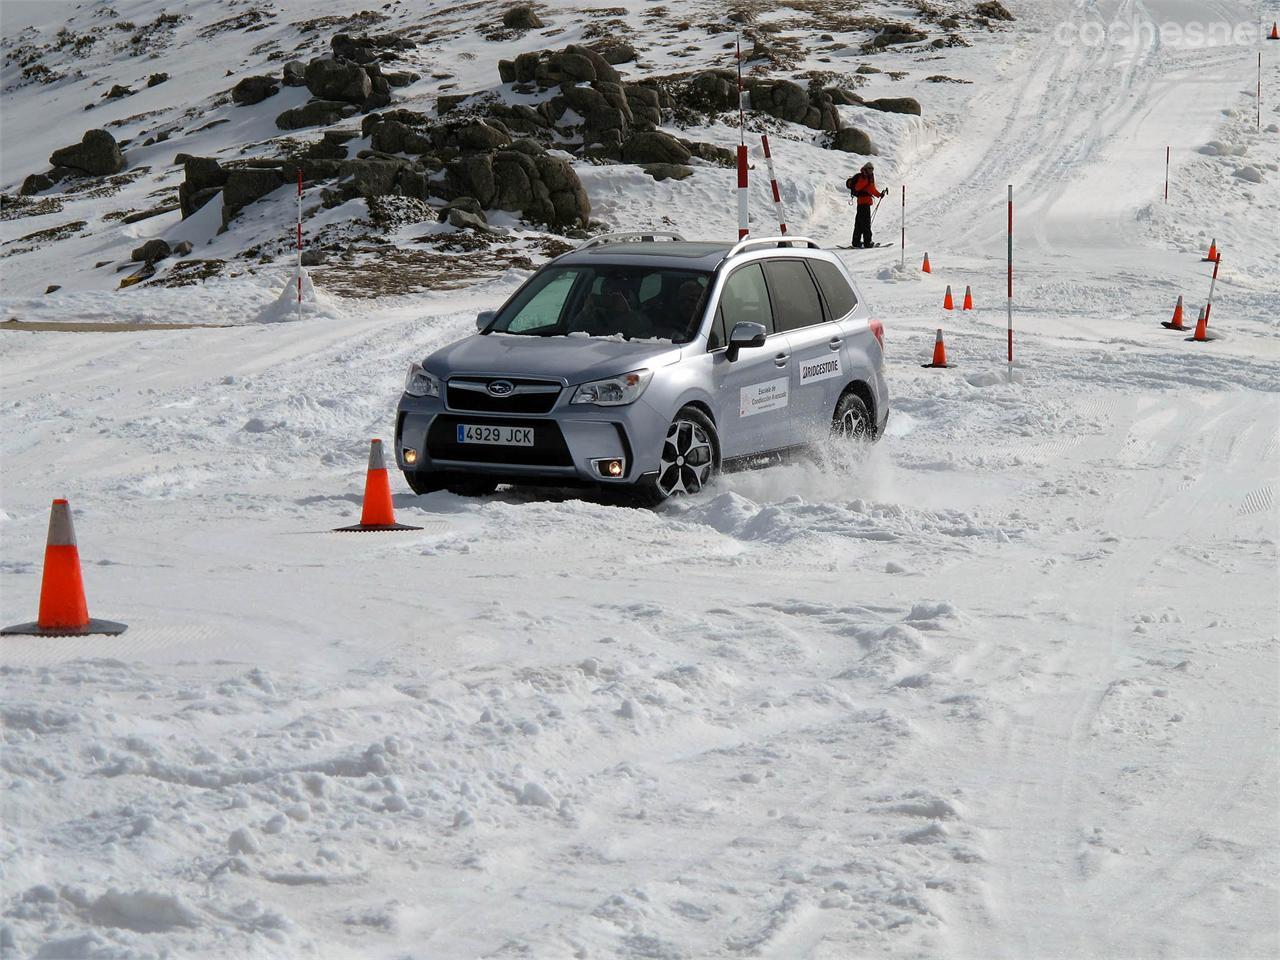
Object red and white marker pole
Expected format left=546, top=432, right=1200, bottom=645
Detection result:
left=760, top=135, right=786, bottom=234
left=1007, top=184, right=1014, bottom=381
left=1164, top=146, right=1170, bottom=202
left=296, top=169, right=303, bottom=322
left=900, top=184, right=906, bottom=268
left=1203, top=250, right=1221, bottom=325
left=736, top=35, right=748, bottom=239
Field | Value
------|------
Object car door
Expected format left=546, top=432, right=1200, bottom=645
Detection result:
left=707, top=262, right=793, bottom=459
left=763, top=258, right=846, bottom=442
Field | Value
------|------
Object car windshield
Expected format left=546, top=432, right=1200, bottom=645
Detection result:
left=489, top=264, right=712, bottom=343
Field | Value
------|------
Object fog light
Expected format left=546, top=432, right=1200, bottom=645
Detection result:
left=604, top=459, right=623, bottom=477
left=403, top=448, right=418, bottom=465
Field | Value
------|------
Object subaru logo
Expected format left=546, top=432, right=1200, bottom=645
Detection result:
left=487, top=380, right=514, bottom=397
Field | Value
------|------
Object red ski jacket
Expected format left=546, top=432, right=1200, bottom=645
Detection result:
left=851, top=174, right=882, bottom=207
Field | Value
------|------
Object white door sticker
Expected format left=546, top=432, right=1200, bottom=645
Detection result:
left=799, top=355, right=842, bottom=385
left=740, top=377, right=790, bottom=418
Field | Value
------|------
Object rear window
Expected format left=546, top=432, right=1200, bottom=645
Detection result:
left=810, top=260, right=858, bottom=318
left=763, top=259, right=825, bottom=332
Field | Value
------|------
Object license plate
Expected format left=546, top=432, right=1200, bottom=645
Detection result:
left=456, top=424, right=535, bottom=446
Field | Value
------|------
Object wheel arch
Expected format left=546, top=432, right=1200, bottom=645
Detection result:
left=838, top=379, right=877, bottom=434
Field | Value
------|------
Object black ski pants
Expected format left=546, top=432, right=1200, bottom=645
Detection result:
left=852, top=204, right=873, bottom=247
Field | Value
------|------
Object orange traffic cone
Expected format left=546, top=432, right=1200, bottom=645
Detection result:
left=2, top=499, right=126, bottom=637
left=921, top=328, right=952, bottom=368
left=1187, top=308, right=1213, bottom=343
left=335, top=439, right=421, bottom=532
left=962, top=285, right=973, bottom=310
left=1161, top=295, right=1187, bottom=330
left=921, top=252, right=932, bottom=273
left=1202, top=238, right=1218, bottom=262
left=943, top=285, right=954, bottom=310
left=1269, top=22, right=1279, bottom=40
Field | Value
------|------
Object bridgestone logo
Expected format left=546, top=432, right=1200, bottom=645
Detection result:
left=800, top=356, right=842, bottom=384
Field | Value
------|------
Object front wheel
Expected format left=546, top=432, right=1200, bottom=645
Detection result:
left=624, top=406, right=720, bottom=506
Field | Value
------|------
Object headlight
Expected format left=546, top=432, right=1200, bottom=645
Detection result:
left=570, top=369, right=653, bottom=406
left=404, top=362, right=439, bottom=398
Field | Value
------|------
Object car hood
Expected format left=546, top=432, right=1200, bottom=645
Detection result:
left=424, top=333, right=684, bottom=385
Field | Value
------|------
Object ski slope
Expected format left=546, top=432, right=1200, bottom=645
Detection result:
left=2, top=1, right=1278, bottom=957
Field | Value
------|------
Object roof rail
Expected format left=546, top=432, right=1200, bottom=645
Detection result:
left=723, top=236, right=822, bottom=260
left=575, top=231, right=686, bottom=250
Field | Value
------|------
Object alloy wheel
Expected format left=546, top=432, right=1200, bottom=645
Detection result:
left=658, top=418, right=714, bottom=496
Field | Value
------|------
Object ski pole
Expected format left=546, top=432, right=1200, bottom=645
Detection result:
left=870, top=191, right=887, bottom=225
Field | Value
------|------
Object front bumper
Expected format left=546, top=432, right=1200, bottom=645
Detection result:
left=395, top=392, right=666, bottom=486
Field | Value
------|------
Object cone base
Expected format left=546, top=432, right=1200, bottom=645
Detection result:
left=1161, top=321, right=1189, bottom=331
left=1200, top=257, right=1220, bottom=262
left=333, top=522, right=422, bottom=532
left=921, top=362, right=954, bottom=368
left=2, top=618, right=127, bottom=637
left=1185, top=334, right=1219, bottom=343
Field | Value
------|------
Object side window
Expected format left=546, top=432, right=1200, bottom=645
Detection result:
left=506, top=272, right=577, bottom=332
left=763, top=259, right=825, bottom=333
left=718, top=263, right=775, bottom=340
left=708, top=304, right=728, bottom=350
left=809, top=259, right=858, bottom=319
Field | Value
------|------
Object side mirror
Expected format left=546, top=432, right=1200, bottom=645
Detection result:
left=725, top=321, right=768, bottom=362
left=476, top=310, right=495, bottom=333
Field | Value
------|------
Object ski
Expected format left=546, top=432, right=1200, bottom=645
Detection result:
left=835, top=243, right=895, bottom=250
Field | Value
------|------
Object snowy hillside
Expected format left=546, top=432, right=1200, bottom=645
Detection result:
left=2, top=0, right=1278, bottom=957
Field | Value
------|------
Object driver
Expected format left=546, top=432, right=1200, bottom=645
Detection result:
left=573, top=276, right=651, bottom=339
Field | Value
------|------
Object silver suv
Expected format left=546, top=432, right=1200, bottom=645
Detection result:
left=395, top=233, right=888, bottom=504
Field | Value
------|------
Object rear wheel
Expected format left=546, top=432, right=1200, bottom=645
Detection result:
left=831, top=391, right=874, bottom=441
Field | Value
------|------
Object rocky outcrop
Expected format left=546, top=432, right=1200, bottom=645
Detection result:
left=831, top=128, right=876, bottom=155
left=232, top=75, right=280, bottom=106
left=749, top=79, right=839, bottom=131
left=49, top=129, right=126, bottom=176
left=305, top=59, right=373, bottom=104
left=499, top=44, right=621, bottom=88
left=862, top=97, right=921, bottom=116
left=177, top=155, right=228, bottom=218
left=502, top=5, right=544, bottom=30
left=131, top=238, right=171, bottom=263
left=445, top=144, right=589, bottom=229
left=276, top=100, right=356, bottom=130
left=221, top=166, right=288, bottom=228
left=620, top=131, right=691, bottom=165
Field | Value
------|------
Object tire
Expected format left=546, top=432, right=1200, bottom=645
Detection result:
left=403, top=471, right=498, bottom=496
left=831, top=391, right=875, bottom=442
left=446, top=478, right=499, bottom=497
left=626, top=406, right=720, bottom=506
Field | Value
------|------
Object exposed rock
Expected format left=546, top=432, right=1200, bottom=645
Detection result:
left=131, top=238, right=171, bottom=263
left=148, top=73, right=169, bottom=87
left=444, top=149, right=589, bottom=229
left=221, top=167, right=287, bottom=228
left=502, top=5, right=544, bottom=30
left=20, top=173, right=55, bottom=195
left=642, top=163, right=693, bottom=182
left=45, top=284, right=61, bottom=294
left=232, top=75, right=280, bottom=106
left=344, top=159, right=404, bottom=198
left=275, top=100, right=353, bottom=131
left=975, top=1, right=1015, bottom=21
left=305, top=58, right=372, bottom=104
left=509, top=44, right=622, bottom=87
left=831, top=128, right=877, bottom=155
left=384, top=70, right=420, bottom=88
left=105, top=84, right=133, bottom=100
left=437, top=93, right=471, bottom=115
left=749, top=79, right=838, bottom=131
left=620, top=130, right=691, bottom=165
left=868, top=25, right=927, bottom=48
left=282, top=61, right=307, bottom=87
left=50, top=129, right=126, bottom=176
left=301, top=249, right=324, bottom=266
left=453, top=120, right=513, bottom=152
left=447, top=206, right=490, bottom=230
left=683, top=140, right=735, bottom=167
left=331, top=33, right=377, bottom=64
left=863, top=97, right=921, bottom=116
left=824, top=87, right=864, bottom=106
left=370, top=119, right=434, bottom=154
left=498, top=60, right=517, bottom=84
left=173, top=240, right=193, bottom=256
left=443, top=196, right=485, bottom=218
left=591, top=40, right=636, bottom=65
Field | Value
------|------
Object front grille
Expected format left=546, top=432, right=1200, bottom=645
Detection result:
left=445, top=378, right=562, bottom=415
left=426, top=415, right=573, bottom=467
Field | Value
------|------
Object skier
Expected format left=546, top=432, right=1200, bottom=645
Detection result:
left=848, top=163, right=883, bottom=248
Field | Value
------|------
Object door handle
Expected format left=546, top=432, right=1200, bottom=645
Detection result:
left=774, top=353, right=789, bottom=367
left=828, top=337, right=843, bottom=351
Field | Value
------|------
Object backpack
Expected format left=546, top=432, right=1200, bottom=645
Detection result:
left=845, top=176, right=856, bottom=192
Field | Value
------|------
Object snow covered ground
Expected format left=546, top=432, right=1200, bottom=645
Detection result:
left=2, top=1, right=1278, bottom=957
